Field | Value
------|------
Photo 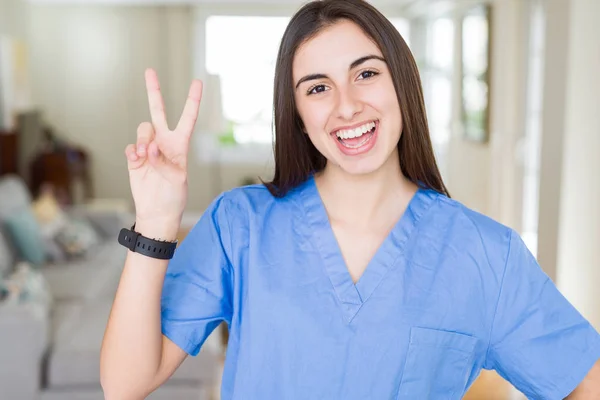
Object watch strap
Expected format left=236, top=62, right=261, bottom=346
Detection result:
left=118, top=224, right=177, bottom=260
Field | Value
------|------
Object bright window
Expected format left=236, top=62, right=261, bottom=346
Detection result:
left=419, top=16, right=454, bottom=174
left=521, top=0, right=546, bottom=257
left=390, top=18, right=411, bottom=47
left=206, top=16, right=290, bottom=144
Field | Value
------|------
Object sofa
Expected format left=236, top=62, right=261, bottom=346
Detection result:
left=0, top=175, right=221, bottom=400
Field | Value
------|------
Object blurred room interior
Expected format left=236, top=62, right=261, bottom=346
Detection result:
left=0, top=0, right=598, bottom=399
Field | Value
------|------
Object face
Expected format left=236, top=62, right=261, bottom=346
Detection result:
left=293, top=20, right=402, bottom=176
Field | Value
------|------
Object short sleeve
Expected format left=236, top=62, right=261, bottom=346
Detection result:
left=484, top=229, right=600, bottom=398
left=161, top=194, right=234, bottom=356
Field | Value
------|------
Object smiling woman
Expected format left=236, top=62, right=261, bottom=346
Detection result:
left=100, top=1, right=600, bottom=399
left=266, top=3, right=448, bottom=197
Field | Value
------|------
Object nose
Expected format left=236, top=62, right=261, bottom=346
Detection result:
left=334, top=86, right=363, bottom=121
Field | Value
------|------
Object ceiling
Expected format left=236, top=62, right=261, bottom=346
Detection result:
left=27, top=0, right=417, bottom=5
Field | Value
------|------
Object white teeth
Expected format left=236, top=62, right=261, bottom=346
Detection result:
left=335, top=121, right=376, bottom=140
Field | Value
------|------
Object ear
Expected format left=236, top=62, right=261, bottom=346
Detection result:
left=298, top=122, right=307, bottom=135
left=296, top=115, right=307, bottom=134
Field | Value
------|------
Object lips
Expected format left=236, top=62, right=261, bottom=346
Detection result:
left=331, top=120, right=379, bottom=156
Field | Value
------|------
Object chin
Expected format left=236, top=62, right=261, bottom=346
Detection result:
left=331, top=153, right=389, bottom=176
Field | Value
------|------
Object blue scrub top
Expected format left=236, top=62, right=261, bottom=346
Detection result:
left=161, top=175, right=600, bottom=400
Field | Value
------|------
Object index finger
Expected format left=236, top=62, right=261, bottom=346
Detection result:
left=145, top=68, right=168, bottom=132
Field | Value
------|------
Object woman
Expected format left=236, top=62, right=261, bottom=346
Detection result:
left=100, top=0, right=600, bottom=398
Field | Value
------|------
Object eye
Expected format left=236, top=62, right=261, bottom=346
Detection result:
left=307, top=84, right=328, bottom=95
left=358, top=70, right=378, bottom=80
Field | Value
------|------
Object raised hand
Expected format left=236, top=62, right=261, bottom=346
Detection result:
left=124, top=68, right=203, bottom=238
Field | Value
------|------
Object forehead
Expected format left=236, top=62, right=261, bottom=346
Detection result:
left=293, top=20, right=382, bottom=79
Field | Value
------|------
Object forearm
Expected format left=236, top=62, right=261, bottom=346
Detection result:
left=565, top=361, right=600, bottom=399
left=100, top=222, right=178, bottom=398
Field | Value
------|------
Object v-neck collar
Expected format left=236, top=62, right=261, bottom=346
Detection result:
left=299, top=174, right=438, bottom=323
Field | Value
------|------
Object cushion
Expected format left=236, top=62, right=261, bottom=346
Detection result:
left=35, top=208, right=69, bottom=263
left=32, top=190, right=63, bottom=224
left=0, top=228, right=16, bottom=278
left=54, top=216, right=101, bottom=259
left=0, top=261, right=52, bottom=306
left=3, top=208, right=47, bottom=266
left=41, top=236, right=67, bottom=263
left=0, top=175, right=32, bottom=220
left=31, top=190, right=102, bottom=261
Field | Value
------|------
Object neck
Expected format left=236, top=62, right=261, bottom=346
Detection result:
left=315, top=151, right=417, bottom=226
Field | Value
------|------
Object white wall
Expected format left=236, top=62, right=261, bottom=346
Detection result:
left=553, top=0, right=600, bottom=327
left=25, top=3, right=271, bottom=212
left=536, top=0, right=571, bottom=283
left=0, top=0, right=28, bottom=38
left=486, top=0, right=529, bottom=229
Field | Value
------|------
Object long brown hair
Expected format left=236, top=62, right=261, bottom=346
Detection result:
left=264, top=0, right=450, bottom=198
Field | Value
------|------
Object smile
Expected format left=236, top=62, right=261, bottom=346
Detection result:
left=335, top=121, right=376, bottom=140
left=331, top=120, right=379, bottom=155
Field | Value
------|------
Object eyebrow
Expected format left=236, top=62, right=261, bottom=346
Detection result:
left=294, top=54, right=386, bottom=90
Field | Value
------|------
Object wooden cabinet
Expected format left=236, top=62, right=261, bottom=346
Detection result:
left=29, top=148, right=93, bottom=205
left=0, top=130, right=19, bottom=176
left=1, top=114, right=92, bottom=205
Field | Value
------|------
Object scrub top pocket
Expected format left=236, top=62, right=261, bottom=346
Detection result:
left=397, top=327, right=478, bottom=400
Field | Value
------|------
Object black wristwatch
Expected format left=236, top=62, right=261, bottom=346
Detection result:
left=117, top=224, right=177, bottom=260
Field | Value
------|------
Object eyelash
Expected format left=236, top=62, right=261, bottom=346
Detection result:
left=307, top=84, right=327, bottom=96
left=306, top=69, right=380, bottom=95
left=359, top=70, right=378, bottom=80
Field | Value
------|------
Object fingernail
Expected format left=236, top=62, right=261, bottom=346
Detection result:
left=152, top=146, right=159, bottom=157
left=138, top=144, right=146, bottom=155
